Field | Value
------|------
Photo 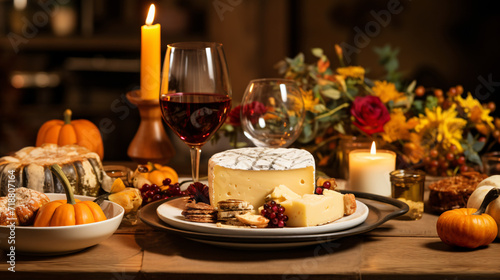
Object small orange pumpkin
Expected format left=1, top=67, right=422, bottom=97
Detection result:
left=36, top=109, right=104, bottom=159
left=34, top=164, right=107, bottom=227
left=436, top=188, right=500, bottom=249
left=133, top=162, right=179, bottom=187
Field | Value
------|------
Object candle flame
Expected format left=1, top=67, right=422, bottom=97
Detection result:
left=370, top=141, right=376, bottom=155
left=145, top=4, right=155, bottom=25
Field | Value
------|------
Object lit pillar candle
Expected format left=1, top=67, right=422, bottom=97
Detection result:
left=348, top=141, right=396, bottom=196
left=141, top=4, right=161, bottom=100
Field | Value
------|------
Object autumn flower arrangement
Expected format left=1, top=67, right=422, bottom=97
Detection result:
left=216, top=45, right=499, bottom=177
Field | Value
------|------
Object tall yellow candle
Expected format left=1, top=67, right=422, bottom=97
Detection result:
left=141, top=4, right=161, bottom=100
left=348, top=142, right=396, bottom=196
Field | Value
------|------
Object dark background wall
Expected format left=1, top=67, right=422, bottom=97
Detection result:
left=0, top=0, right=499, bottom=172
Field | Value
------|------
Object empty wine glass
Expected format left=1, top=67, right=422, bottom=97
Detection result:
left=240, top=78, right=305, bottom=147
left=160, top=42, right=232, bottom=182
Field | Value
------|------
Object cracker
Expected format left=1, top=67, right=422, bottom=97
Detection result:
left=185, top=201, right=214, bottom=211
left=217, top=199, right=253, bottom=211
left=217, top=210, right=252, bottom=220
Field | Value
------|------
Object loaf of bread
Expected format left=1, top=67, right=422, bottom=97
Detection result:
left=0, top=187, right=50, bottom=226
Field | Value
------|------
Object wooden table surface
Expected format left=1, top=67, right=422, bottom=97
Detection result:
left=1, top=165, right=499, bottom=280
left=1, top=200, right=500, bottom=280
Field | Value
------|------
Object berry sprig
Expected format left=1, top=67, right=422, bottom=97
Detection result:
left=261, top=201, right=288, bottom=228
left=139, top=178, right=186, bottom=206
left=315, top=180, right=333, bottom=195
left=422, top=144, right=473, bottom=176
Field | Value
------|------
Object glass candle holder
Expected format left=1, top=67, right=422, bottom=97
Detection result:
left=338, top=136, right=373, bottom=180
left=482, top=151, right=500, bottom=176
left=390, top=169, right=426, bottom=220
left=348, top=149, right=396, bottom=196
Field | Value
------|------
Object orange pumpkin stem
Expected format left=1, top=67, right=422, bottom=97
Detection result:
left=50, top=164, right=77, bottom=205
left=63, top=109, right=72, bottom=125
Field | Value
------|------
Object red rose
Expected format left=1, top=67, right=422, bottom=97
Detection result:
left=227, top=101, right=267, bottom=126
left=350, top=96, right=390, bottom=135
left=227, top=105, right=242, bottom=126
left=241, top=101, right=267, bottom=125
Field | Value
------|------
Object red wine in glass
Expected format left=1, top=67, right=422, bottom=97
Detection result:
left=161, top=42, right=232, bottom=183
left=160, top=92, right=231, bottom=146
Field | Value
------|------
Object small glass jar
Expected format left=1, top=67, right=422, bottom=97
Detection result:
left=390, top=169, right=426, bottom=220
left=482, top=151, right=500, bottom=176
left=103, top=165, right=132, bottom=186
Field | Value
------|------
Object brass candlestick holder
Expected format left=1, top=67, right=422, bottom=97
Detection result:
left=126, top=90, right=175, bottom=164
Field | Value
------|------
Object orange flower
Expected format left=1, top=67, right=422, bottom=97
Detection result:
left=317, top=58, right=330, bottom=73
left=337, top=66, right=365, bottom=80
left=372, top=80, right=405, bottom=103
left=300, top=88, right=321, bottom=113
left=334, top=44, right=343, bottom=58
left=475, top=123, right=491, bottom=135
left=403, top=133, right=426, bottom=164
left=382, top=109, right=418, bottom=142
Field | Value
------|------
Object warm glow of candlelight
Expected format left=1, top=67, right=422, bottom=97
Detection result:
left=141, top=3, right=160, bottom=99
left=146, top=4, right=155, bottom=25
left=370, top=141, right=376, bottom=155
left=349, top=142, right=396, bottom=196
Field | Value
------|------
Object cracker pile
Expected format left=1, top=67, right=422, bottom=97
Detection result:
left=181, top=201, right=216, bottom=223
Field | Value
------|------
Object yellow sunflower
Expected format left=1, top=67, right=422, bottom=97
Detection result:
left=382, top=108, right=418, bottom=143
left=415, top=104, right=467, bottom=152
left=371, top=80, right=406, bottom=103
left=336, top=66, right=365, bottom=80
left=456, top=92, right=494, bottom=129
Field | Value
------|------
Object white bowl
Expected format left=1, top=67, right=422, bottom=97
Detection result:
left=0, top=193, right=124, bottom=255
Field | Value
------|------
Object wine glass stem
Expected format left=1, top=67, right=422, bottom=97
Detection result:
left=190, top=146, right=201, bottom=182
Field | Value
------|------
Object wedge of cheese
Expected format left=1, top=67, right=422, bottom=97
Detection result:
left=281, top=189, right=344, bottom=227
left=208, top=148, right=315, bottom=208
left=266, top=184, right=302, bottom=203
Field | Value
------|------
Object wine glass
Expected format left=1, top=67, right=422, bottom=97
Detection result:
left=240, top=78, right=305, bottom=147
left=160, top=42, right=232, bottom=182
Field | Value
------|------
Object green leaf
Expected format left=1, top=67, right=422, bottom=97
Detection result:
left=473, top=140, right=486, bottom=152
left=413, top=100, right=424, bottom=113
left=291, top=53, right=305, bottom=67
left=467, top=152, right=483, bottom=167
left=467, top=132, right=474, bottom=144
left=311, top=48, right=324, bottom=58
left=334, top=123, right=346, bottom=134
left=322, top=87, right=341, bottom=100
left=347, top=86, right=359, bottom=98
left=298, top=124, right=313, bottom=143
left=314, top=104, right=327, bottom=113
left=425, top=96, right=438, bottom=110
left=406, top=80, right=417, bottom=94
left=313, top=84, right=321, bottom=96
left=385, top=58, right=399, bottom=72
left=346, top=78, right=358, bottom=88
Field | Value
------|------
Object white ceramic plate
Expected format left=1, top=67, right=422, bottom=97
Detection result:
left=0, top=193, right=124, bottom=255
left=156, top=197, right=369, bottom=236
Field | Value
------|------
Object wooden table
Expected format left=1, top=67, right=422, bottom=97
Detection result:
left=1, top=202, right=500, bottom=280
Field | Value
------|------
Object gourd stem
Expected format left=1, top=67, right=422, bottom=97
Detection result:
left=148, top=161, right=158, bottom=171
left=63, top=109, right=72, bottom=125
left=50, top=164, right=77, bottom=205
left=473, top=188, right=500, bottom=215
